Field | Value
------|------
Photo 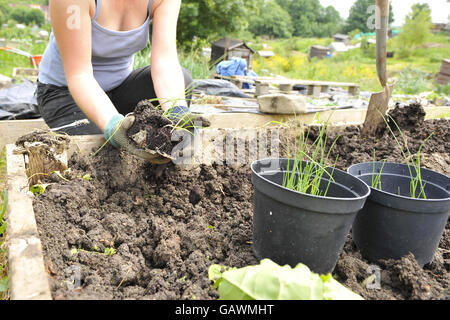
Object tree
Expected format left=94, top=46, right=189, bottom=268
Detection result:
left=315, top=5, right=343, bottom=37
left=344, top=0, right=394, bottom=34
left=25, top=8, right=45, bottom=26
left=249, top=0, right=293, bottom=38
left=410, top=3, right=431, bottom=19
left=8, top=6, right=28, bottom=24
left=8, top=5, right=45, bottom=26
left=177, top=0, right=256, bottom=45
left=276, top=0, right=343, bottom=37
left=397, top=3, right=432, bottom=54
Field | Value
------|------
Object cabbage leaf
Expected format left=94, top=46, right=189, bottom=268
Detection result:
left=208, top=259, right=363, bottom=300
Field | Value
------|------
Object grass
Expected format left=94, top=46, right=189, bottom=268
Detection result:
left=251, top=33, right=450, bottom=94
left=0, top=26, right=48, bottom=78
left=133, top=43, right=215, bottom=80
left=0, top=148, right=8, bottom=300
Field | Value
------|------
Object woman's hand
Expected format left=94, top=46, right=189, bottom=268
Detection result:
left=104, top=114, right=172, bottom=164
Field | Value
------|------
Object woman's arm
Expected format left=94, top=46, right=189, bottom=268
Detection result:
left=150, top=0, right=187, bottom=110
left=50, top=0, right=118, bottom=131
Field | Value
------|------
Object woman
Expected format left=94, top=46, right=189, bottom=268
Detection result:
left=37, top=0, right=191, bottom=160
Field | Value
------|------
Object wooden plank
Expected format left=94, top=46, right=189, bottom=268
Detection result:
left=256, top=78, right=359, bottom=88
left=201, top=108, right=368, bottom=129
left=67, top=135, right=105, bottom=158
left=6, top=144, right=52, bottom=300
left=0, top=119, right=49, bottom=150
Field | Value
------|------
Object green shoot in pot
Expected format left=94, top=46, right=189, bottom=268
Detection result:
left=371, top=150, right=387, bottom=190
left=380, top=113, right=432, bottom=199
left=282, top=115, right=339, bottom=197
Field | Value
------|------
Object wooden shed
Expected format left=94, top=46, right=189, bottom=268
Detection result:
left=309, top=45, right=329, bottom=60
left=333, top=34, right=351, bottom=45
left=211, top=38, right=255, bottom=69
left=436, top=59, right=450, bottom=85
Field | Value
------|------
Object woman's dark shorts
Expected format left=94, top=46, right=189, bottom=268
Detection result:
left=36, top=66, right=193, bottom=135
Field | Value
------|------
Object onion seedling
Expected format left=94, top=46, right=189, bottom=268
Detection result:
left=380, top=112, right=432, bottom=199
left=282, top=115, right=339, bottom=197
left=371, top=150, right=387, bottom=190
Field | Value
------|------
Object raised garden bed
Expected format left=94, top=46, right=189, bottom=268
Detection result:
left=6, top=103, right=450, bottom=300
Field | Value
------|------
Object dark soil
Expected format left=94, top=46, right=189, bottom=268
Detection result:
left=31, top=103, right=449, bottom=300
left=33, top=152, right=257, bottom=300
left=309, top=103, right=450, bottom=175
left=127, top=101, right=174, bottom=156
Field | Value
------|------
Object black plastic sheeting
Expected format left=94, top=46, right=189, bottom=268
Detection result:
left=0, top=81, right=40, bottom=120
left=190, top=79, right=251, bottom=98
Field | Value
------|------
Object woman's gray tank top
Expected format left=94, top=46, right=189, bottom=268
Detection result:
left=38, top=0, right=152, bottom=91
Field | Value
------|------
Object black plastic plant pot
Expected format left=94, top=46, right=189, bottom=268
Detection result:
left=251, top=158, right=371, bottom=275
left=348, top=162, right=450, bottom=267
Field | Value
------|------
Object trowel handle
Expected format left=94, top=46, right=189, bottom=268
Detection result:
left=376, top=0, right=390, bottom=87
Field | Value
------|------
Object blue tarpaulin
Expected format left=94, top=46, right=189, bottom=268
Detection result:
left=216, top=57, right=257, bottom=89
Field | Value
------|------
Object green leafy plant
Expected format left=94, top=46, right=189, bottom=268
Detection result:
left=208, top=259, right=363, bottom=300
left=282, top=115, right=339, bottom=197
left=104, top=247, right=116, bottom=256
left=0, top=191, right=8, bottom=295
left=0, top=191, right=6, bottom=236
left=29, top=183, right=50, bottom=195
left=0, top=275, right=8, bottom=294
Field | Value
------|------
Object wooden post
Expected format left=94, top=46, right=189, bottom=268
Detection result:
left=321, top=85, right=329, bottom=93
left=348, top=86, right=360, bottom=96
left=255, top=82, right=269, bottom=96
left=308, top=85, right=322, bottom=97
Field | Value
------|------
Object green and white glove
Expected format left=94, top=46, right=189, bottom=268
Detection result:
left=104, top=114, right=171, bottom=164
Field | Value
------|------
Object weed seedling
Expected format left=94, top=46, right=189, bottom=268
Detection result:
left=71, top=246, right=116, bottom=257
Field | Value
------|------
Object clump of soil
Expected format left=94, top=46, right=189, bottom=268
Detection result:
left=16, top=129, right=70, bottom=148
left=31, top=103, right=449, bottom=300
left=127, top=100, right=174, bottom=156
left=386, top=102, right=426, bottom=132
left=335, top=238, right=449, bottom=300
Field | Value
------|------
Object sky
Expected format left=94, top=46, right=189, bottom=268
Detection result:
left=319, top=0, right=450, bottom=26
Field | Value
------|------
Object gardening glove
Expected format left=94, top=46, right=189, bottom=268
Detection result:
left=104, top=114, right=172, bottom=164
left=166, top=105, right=211, bottom=130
